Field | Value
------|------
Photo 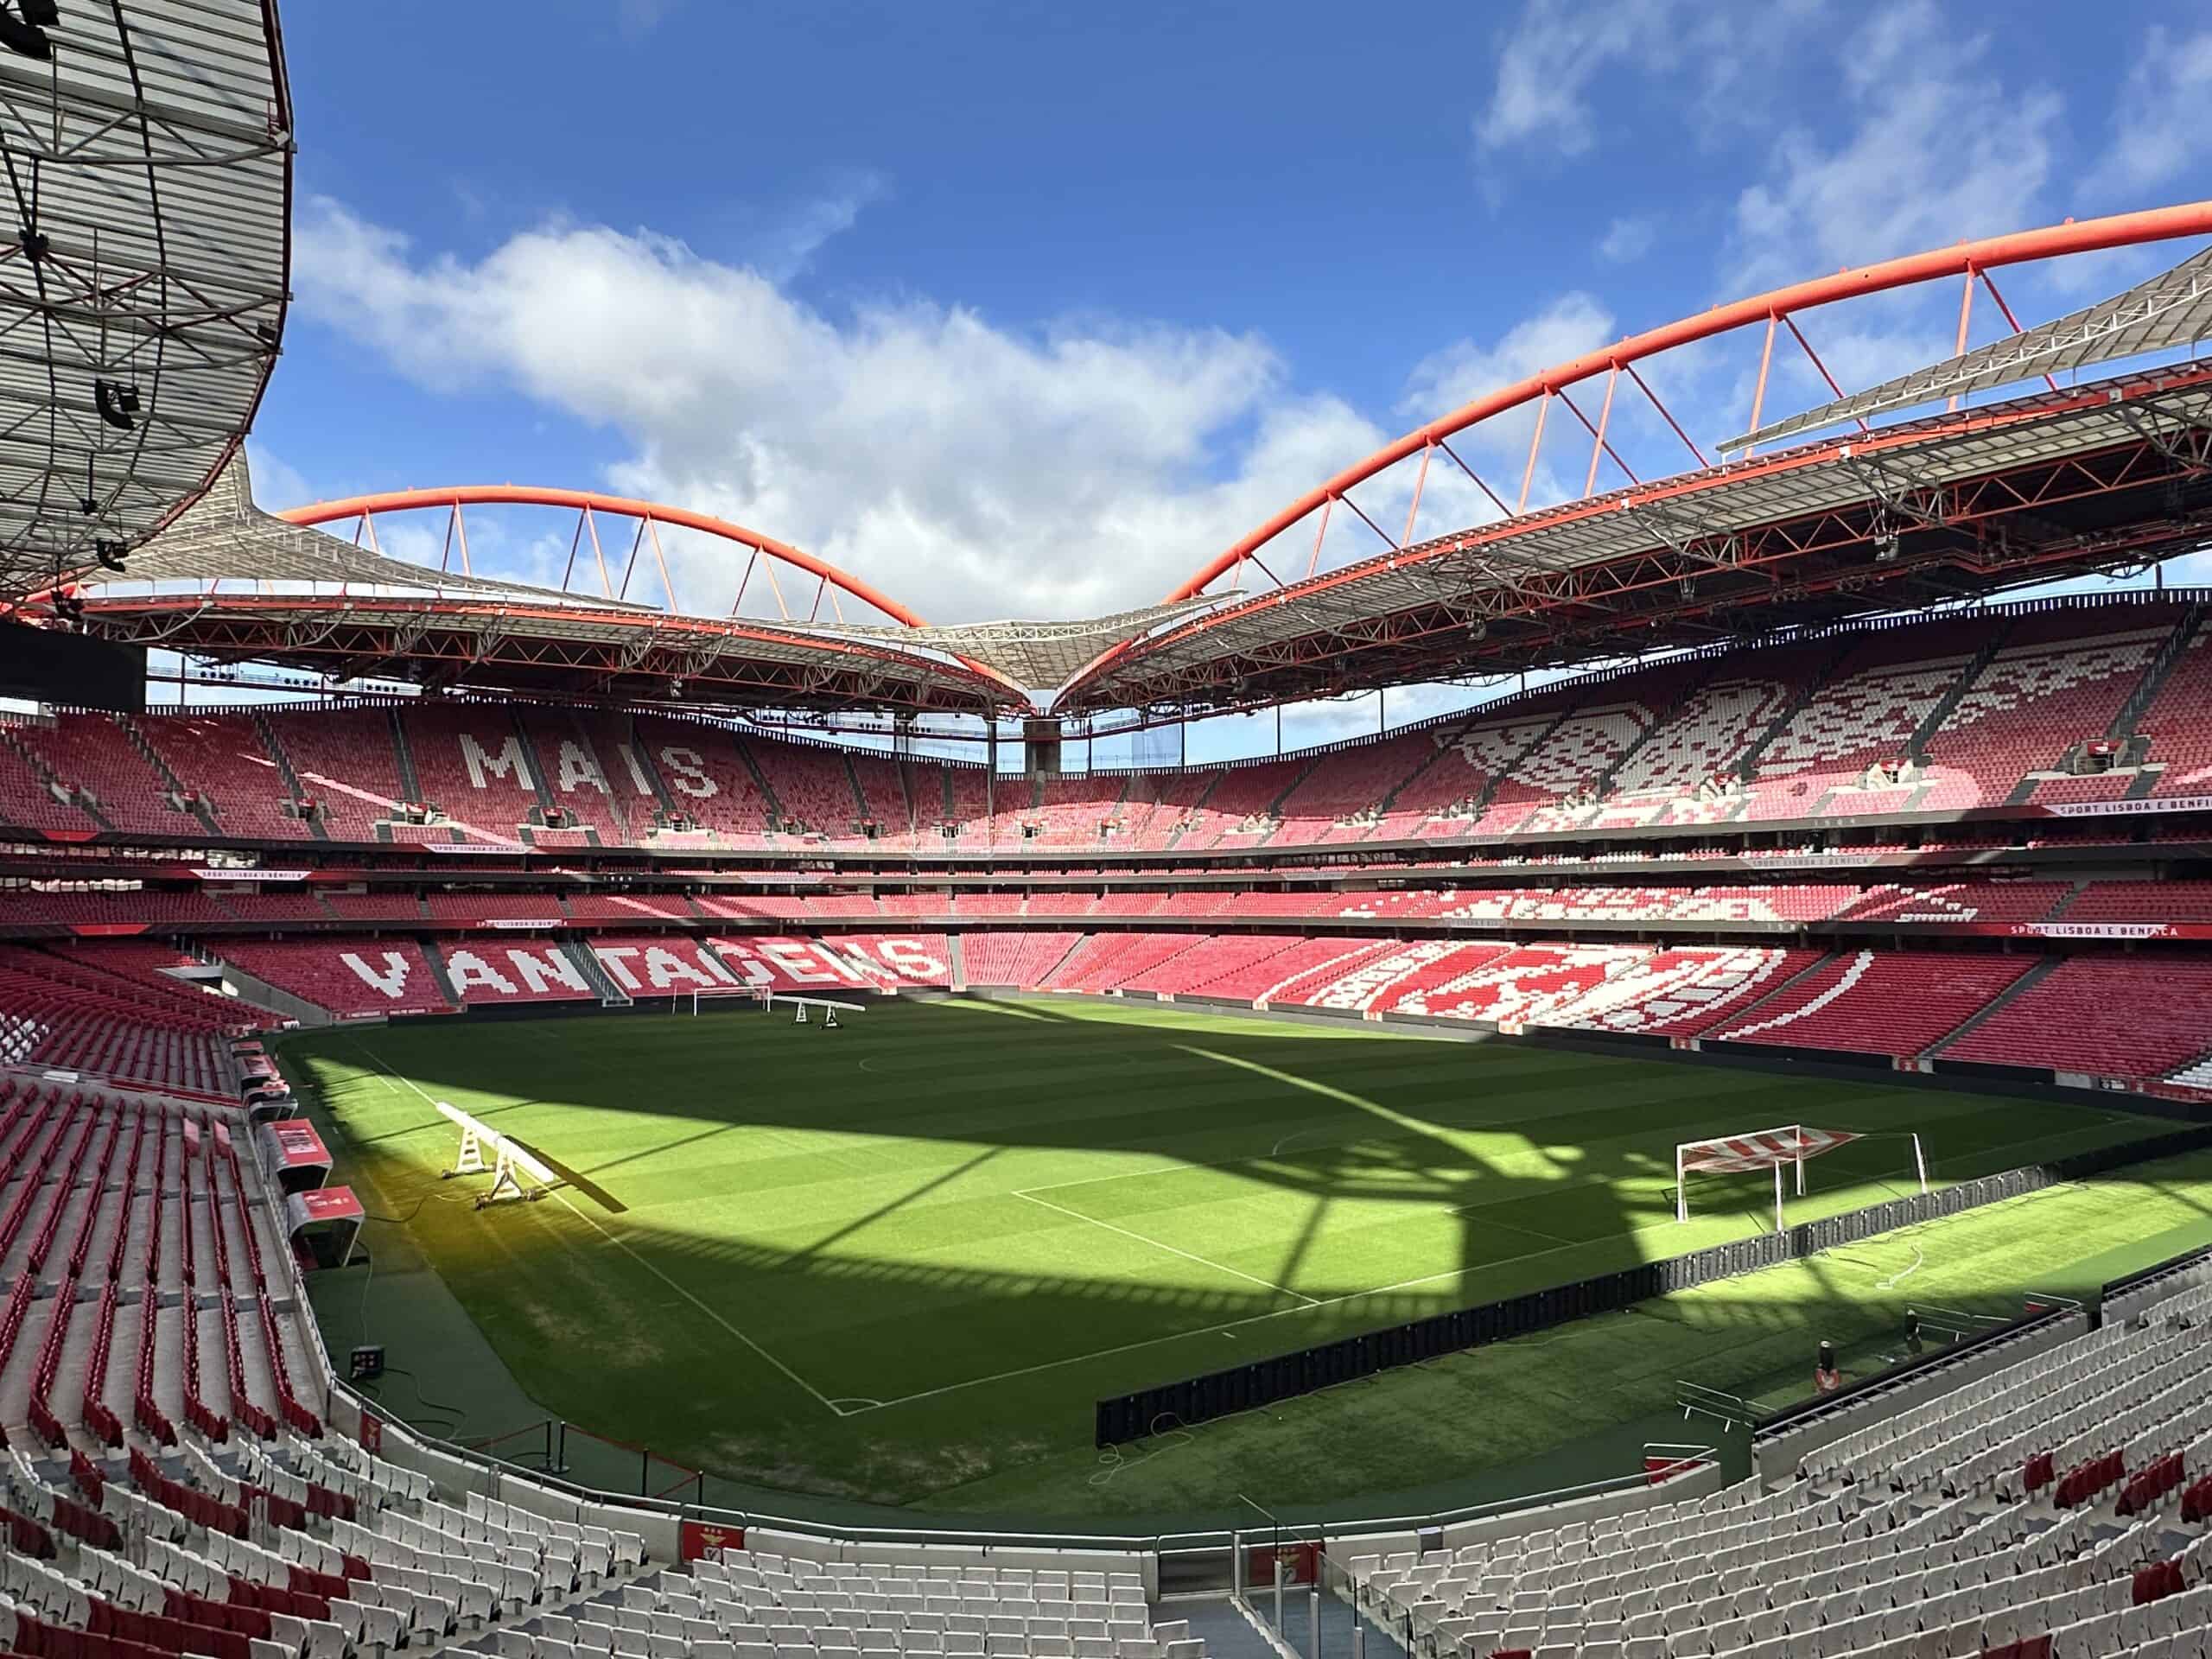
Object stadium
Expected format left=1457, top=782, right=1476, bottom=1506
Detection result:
left=6, top=4, right=2212, bottom=1657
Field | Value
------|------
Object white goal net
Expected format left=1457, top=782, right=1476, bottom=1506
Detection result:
left=1674, top=1123, right=1926, bottom=1232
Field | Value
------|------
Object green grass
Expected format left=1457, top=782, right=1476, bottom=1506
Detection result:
left=281, top=995, right=2199, bottom=1523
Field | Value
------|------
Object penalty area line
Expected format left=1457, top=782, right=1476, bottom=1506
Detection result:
left=1013, top=1190, right=1319, bottom=1308
left=354, top=1047, right=855, bottom=1421
left=838, top=1233, right=1586, bottom=1420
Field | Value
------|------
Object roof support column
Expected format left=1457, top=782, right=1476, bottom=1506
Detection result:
left=1303, top=497, right=1334, bottom=579
left=1585, top=365, right=1623, bottom=495
left=1978, top=268, right=2061, bottom=391
left=1745, top=318, right=1777, bottom=456
left=1400, top=444, right=1433, bottom=547
left=1948, top=270, right=1977, bottom=412
left=1516, top=391, right=1552, bottom=514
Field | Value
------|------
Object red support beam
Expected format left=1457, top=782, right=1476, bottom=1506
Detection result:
left=1166, top=200, right=2212, bottom=601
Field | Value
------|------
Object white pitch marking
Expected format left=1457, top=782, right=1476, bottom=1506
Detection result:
left=839, top=1232, right=1590, bottom=1418
left=1014, top=1189, right=1319, bottom=1307
left=359, top=1049, right=851, bottom=1417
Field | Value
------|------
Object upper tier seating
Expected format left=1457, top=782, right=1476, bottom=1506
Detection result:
left=10, top=715, right=197, bottom=838
left=749, top=743, right=863, bottom=840
left=135, top=716, right=307, bottom=842
left=398, top=706, right=539, bottom=845
left=1272, top=733, right=1435, bottom=845
left=630, top=715, right=777, bottom=845
left=1918, top=610, right=2179, bottom=810
left=845, top=753, right=913, bottom=847
left=0, top=731, right=100, bottom=835
left=262, top=707, right=409, bottom=842
left=1027, top=774, right=1122, bottom=846
left=1742, top=620, right=1989, bottom=820
left=2139, top=617, right=2212, bottom=798
left=22, top=601, right=2212, bottom=854
left=518, top=709, right=651, bottom=845
left=1372, top=693, right=1572, bottom=839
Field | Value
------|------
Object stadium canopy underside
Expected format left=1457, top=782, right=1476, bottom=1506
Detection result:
left=1064, top=362, right=2212, bottom=713
left=0, top=0, right=292, bottom=601
left=37, top=202, right=2212, bottom=720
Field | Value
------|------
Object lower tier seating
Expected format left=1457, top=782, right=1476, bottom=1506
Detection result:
left=1711, top=950, right=2036, bottom=1058
left=1938, top=957, right=2212, bottom=1080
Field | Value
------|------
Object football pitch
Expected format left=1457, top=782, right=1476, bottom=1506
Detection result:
left=283, top=995, right=2192, bottom=1517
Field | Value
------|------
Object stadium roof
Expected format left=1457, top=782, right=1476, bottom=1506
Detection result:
left=68, top=457, right=1125, bottom=712
left=1722, top=245, right=2212, bottom=452
left=0, top=1, right=292, bottom=601
left=36, top=200, right=2212, bottom=720
left=1060, top=359, right=2212, bottom=710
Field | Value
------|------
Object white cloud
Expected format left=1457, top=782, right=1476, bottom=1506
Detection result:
left=293, top=195, right=1386, bottom=633
left=1475, top=0, right=1665, bottom=158
left=2083, top=25, right=2212, bottom=202
left=744, top=170, right=890, bottom=283
left=1597, top=216, right=1653, bottom=264
left=1475, top=0, right=1826, bottom=163
left=1732, top=2, right=2062, bottom=284
left=616, top=0, right=677, bottom=36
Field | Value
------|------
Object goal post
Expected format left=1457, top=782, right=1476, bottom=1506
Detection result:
left=684, top=984, right=772, bottom=1015
left=1674, top=1124, right=1927, bottom=1232
left=684, top=987, right=865, bottom=1028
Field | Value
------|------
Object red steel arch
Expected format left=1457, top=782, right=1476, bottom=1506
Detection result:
left=277, top=485, right=928, bottom=629
left=1167, top=200, right=2212, bottom=603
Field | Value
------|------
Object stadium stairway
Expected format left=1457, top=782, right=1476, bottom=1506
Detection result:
left=118, top=716, right=222, bottom=837
left=420, top=940, right=467, bottom=1007
left=506, top=710, right=565, bottom=830
left=386, top=709, right=425, bottom=810
left=1904, top=618, right=2017, bottom=769
left=2109, top=603, right=2207, bottom=744
left=251, top=711, right=327, bottom=841
left=1173, top=1599, right=1286, bottom=1659
left=562, top=938, right=633, bottom=1005
left=1732, top=637, right=1859, bottom=787
left=620, top=715, right=687, bottom=833
left=1925, top=956, right=2068, bottom=1058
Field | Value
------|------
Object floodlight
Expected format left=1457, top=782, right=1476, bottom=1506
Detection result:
left=93, top=378, right=141, bottom=431
left=0, top=3, right=54, bottom=60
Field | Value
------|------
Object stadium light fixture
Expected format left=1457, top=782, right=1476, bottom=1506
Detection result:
left=0, top=1, right=56, bottom=60
left=93, top=378, right=141, bottom=431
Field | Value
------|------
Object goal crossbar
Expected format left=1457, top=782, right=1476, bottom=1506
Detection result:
left=685, top=987, right=866, bottom=1025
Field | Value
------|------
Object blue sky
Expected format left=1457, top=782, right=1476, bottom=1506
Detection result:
left=248, top=0, right=2212, bottom=754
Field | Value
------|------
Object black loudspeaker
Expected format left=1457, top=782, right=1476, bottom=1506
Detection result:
left=349, top=1344, right=385, bottom=1382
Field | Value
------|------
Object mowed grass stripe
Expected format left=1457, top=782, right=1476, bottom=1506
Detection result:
left=283, top=998, right=2183, bottom=1511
